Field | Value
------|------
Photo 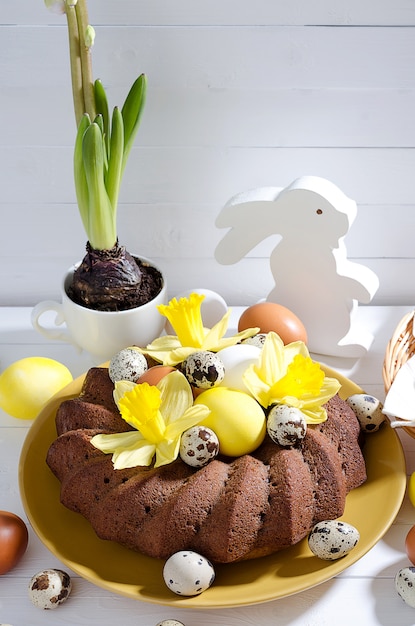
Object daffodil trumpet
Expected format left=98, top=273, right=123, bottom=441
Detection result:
left=141, top=292, right=260, bottom=366
left=243, top=332, right=341, bottom=424
left=91, top=370, right=210, bottom=469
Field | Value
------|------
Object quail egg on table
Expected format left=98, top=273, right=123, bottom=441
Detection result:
left=108, top=347, right=148, bottom=383
left=163, top=550, right=215, bottom=596
left=308, top=520, right=360, bottom=560
left=28, top=569, right=72, bottom=609
left=267, top=404, right=307, bottom=447
left=183, top=351, right=225, bottom=389
left=155, top=621, right=186, bottom=626
left=346, top=393, right=385, bottom=432
left=395, top=567, right=415, bottom=607
left=179, top=426, right=220, bottom=467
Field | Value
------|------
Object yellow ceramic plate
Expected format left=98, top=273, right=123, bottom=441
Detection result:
left=19, top=367, right=406, bottom=608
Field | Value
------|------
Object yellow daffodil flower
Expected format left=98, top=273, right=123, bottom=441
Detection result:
left=91, top=370, right=210, bottom=469
left=243, top=332, right=341, bottom=423
left=142, top=293, right=259, bottom=366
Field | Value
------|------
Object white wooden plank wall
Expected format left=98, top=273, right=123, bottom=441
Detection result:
left=1, top=0, right=415, bottom=307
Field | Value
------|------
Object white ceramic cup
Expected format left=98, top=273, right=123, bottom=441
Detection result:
left=31, top=258, right=167, bottom=362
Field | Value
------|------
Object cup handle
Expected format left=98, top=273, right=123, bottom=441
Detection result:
left=31, top=300, right=81, bottom=351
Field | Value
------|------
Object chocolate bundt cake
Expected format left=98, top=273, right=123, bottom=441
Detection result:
left=46, top=367, right=367, bottom=564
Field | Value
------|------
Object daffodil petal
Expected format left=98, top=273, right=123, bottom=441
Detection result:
left=139, top=335, right=183, bottom=364
left=162, top=347, right=201, bottom=366
left=146, top=335, right=183, bottom=351
left=113, top=380, right=137, bottom=408
left=112, top=440, right=156, bottom=469
left=201, top=310, right=231, bottom=349
left=257, top=332, right=286, bottom=384
left=301, top=405, right=328, bottom=424
left=281, top=339, right=311, bottom=365
left=91, top=431, right=144, bottom=454
left=158, top=370, right=193, bottom=422
left=317, top=376, right=342, bottom=402
left=154, top=437, right=181, bottom=468
left=243, top=364, right=273, bottom=407
left=165, top=404, right=210, bottom=440
left=208, top=328, right=261, bottom=352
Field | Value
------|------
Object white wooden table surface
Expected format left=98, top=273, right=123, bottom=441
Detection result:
left=1, top=305, right=415, bottom=626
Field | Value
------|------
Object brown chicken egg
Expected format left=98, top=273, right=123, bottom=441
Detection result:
left=0, top=511, right=29, bottom=574
left=238, top=302, right=307, bottom=345
left=136, top=365, right=175, bottom=386
left=405, top=525, right=415, bottom=565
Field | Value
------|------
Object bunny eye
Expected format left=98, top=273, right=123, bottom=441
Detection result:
left=316, top=209, right=323, bottom=215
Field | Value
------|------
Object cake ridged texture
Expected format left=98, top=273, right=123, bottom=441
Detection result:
left=46, top=367, right=367, bottom=564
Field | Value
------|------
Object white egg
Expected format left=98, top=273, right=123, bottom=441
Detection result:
left=346, top=393, right=385, bottom=432
left=267, top=404, right=307, bottom=446
left=155, top=621, right=186, bottom=626
left=180, top=426, right=220, bottom=467
left=165, top=289, right=228, bottom=332
left=183, top=351, right=225, bottom=389
left=308, top=520, right=360, bottom=560
left=28, top=569, right=72, bottom=609
left=108, top=348, right=148, bottom=383
left=163, top=550, right=215, bottom=596
left=395, top=567, right=415, bottom=607
left=217, top=344, right=261, bottom=393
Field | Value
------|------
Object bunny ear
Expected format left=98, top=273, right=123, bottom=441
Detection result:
left=215, top=187, right=283, bottom=264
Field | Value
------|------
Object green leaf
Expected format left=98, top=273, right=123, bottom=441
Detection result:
left=94, top=79, right=110, bottom=154
left=82, top=122, right=116, bottom=250
left=121, top=73, right=147, bottom=174
left=93, top=114, right=108, bottom=172
left=73, top=113, right=92, bottom=236
left=106, top=107, right=124, bottom=216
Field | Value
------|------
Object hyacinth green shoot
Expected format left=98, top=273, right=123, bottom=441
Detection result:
left=44, top=0, right=147, bottom=250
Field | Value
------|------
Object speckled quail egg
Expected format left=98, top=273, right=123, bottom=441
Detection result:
left=108, top=347, right=148, bottom=383
left=308, top=520, right=360, bottom=560
left=267, top=404, right=307, bottom=447
left=242, top=333, right=267, bottom=348
left=28, top=569, right=72, bottom=609
left=179, top=426, right=220, bottom=467
left=155, top=621, right=186, bottom=626
left=163, top=550, right=215, bottom=596
left=396, top=567, right=415, bottom=607
left=346, top=393, right=385, bottom=432
left=183, top=351, right=225, bottom=389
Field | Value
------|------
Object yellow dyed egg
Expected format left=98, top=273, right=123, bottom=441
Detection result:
left=0, top=357, right=73, bottom=420
left=409, top=472, right=415, bottom=508
left=194, top=387, right=266, bottom=457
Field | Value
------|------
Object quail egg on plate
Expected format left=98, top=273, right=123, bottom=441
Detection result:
left=308, top=520, right=360, bottom=560
left=163, top=550, right=215, bottom=596
left=346, top=393, right=385, bottom=432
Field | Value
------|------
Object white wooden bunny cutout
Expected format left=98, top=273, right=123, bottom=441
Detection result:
left=215, top=176, right=379, bottom=357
